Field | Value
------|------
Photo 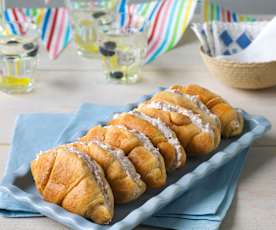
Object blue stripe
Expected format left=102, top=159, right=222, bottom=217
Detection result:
left=232, top=12, right=237, bottom=22
left=4, top=11, right=17, bottom=34
left=64, top=25, right=71, bottom=46
left=26, top=8, right=31, bottom=17
left=216, top=5, right=220, bottom=21
left=41, top=8, right=51, bottom=40
left=148, top=0, right=162, bottom=21
left=120, top=12, right=125, bottom=27
left=119, top=0, right=126, bottom=13
left=137, top=2, right=145, bottom=14
left=147, top=0, right=178, bottom=63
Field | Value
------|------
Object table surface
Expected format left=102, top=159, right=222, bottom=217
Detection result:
left=0, top=28, right=275, bottom=230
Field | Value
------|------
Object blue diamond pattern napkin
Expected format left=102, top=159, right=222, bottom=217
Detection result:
left=0, top=103, right=248, bottom=230
left=192, top=21, right=268, bottom=57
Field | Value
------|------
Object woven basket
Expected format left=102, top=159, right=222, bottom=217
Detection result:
left=200, top=48, right=276, bottom=89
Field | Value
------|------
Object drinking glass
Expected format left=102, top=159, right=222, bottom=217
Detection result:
left=0, top=21, right=40, bottom=94
left=66, top=0, right=119, bottom=58
left=96, top=13, right=149, bottom=84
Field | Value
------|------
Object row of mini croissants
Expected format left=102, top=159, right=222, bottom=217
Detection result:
left=31, top=84, right=244, bottom=225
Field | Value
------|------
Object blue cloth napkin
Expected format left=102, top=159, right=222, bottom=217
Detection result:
left=0, top=103, right=248, bottom=230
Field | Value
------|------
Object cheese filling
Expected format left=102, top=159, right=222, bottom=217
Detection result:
left=130, top=110, right=184, bottom=168
left=107, top=125, right=164, bottom=168
left=146, top=101, right=213, bottom=135
left=167, top=89, right=220, bottom=126
left=86, top=140, right=145, bottom=190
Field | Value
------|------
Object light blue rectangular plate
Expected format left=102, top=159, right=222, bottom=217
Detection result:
left=0, top=91, right=271, bottom=230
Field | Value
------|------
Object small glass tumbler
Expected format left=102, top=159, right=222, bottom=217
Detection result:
left=97, top=13, right=149, bottom=84
left=66, top=0, right=119, bottom=58
left=0, top=21, right=40, bottom=94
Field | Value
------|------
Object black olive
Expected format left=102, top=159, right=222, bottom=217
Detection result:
left=27, top=46, right=39, bottom=57
left=104, top=41, right=116, bottom=50
left=110, top=71, right=124, bottom=79
left=7, top=40, right=19, bottom=45
left=99, top=46, right=115, bottom=57
left=6, top=55, right=15, bottom=60
left=23, top=43, right=35, bottom=50
left=92, top=11, right=106, bottom=19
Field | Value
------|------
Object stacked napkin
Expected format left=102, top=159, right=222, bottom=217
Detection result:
left=0, top=102, right=248, bottom=230
left=192, top=21, right=267, bottom=56
left=192, top=16, right=276, bottom=64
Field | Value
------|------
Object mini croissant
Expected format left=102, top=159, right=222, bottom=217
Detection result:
left=68, top=140, right=146, bottom=203
left=171, top=84, right=244, bottom=138
left=109, top=111, right=186, bottom=171
left=137, top=102, right=216, bottom=155
left=31, top=147, right=114, bottom=224
left=80, top=125, right=167, bottom=188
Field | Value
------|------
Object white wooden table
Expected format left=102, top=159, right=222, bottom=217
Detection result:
left=0, top=28, right=275, bottom=230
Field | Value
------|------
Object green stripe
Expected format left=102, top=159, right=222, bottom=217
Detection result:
left=141, top=2, right=151, bottom=16
left=167, top=0, right=187, bottom=51
left=208, top=1, right=212, bottom=20
left=211, top=3, right=215, bottom=21
left=31, top=8, right=37, bottom=17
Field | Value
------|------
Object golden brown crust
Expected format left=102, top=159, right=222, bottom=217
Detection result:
left=109, top=113, right=186, bottom=171
left=42, top=149, right=89, bottom=204
left=145, top=90, right=222, bottom=154
left=172, top=84, right=244, bottom=138
left=68, top=141, right=146, bottom=203
left=31, top=149, right=57, bottom=194
left=81, top=125, right=167, bottom=188
left=31, top=148, right=114, bottom=224
left=80, top=125, right=140, bottom=154
left=152, top=91, right=219, bottom=130
left=137, top=105, right=216, bottom=155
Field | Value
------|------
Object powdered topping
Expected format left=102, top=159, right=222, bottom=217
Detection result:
left=166, top=89, right=220, bottom=126
left=129, top=110, right=184, bottom=168
left=88, top=140, right=145, bottom=190
left=63, top=146, right=113, bottom=211
left=146, top=101, right=213, bottom=135
left=35, top=148, right=57, bottom=160
left=105, top=125, right=164, bottom=167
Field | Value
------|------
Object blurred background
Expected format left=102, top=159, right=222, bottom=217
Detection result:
left=5, top=0, right=276, bottom=15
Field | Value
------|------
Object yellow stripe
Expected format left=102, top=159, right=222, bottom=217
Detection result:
left=36, top=9, right=45, bottom=26
left=181, top=0, right=194, bottom=33
left=204, top=0, right=209, bottom=21
left=239, top=15, right=244, bottom=21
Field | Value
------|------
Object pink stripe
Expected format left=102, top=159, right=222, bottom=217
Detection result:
left=18, top=8, right=27, bottom=21
left=147, top=0, right=173, bottom=55
left=147, top=0, right=167, bottom=44
left=51, top=8, right=66, bottom=59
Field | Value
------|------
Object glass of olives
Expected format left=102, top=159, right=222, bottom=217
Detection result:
left=66, top=0, right=119, bottom=58
left=0, top=21, right=40, bottom=94
left=96, top=13, right=149, bottom=84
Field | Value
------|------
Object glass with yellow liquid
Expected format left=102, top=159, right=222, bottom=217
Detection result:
left=0, top=21, right=39, bottom=94
left=66, top=0, right=119, bottom=58
left=97, top=13, right=149, bottom=84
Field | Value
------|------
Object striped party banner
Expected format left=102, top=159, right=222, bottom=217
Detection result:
left=3, top=0, right=198, bottom=62
left=4, top=8, right=72, bottom=59
left=202, top=0, right=256, bottom=22
left=40, top=8, right=71, bottom=59
left=124, top=0, right=198, bottom=63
